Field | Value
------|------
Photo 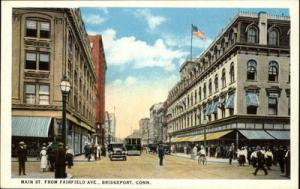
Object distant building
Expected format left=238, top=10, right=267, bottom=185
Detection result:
left=11, top=8, right=97, bottom=155
left=149, top=103, right=164, bottom=144
left=166, top=12, right=290, bottom=150
left=139, top=118, right=150, bottom=146
left=104, top=112, right=116, bottom=144
left=88, top=35, right=107, bottom=145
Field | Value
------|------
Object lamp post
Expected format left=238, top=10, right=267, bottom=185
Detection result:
left=60, top=75, right=71, bottom=146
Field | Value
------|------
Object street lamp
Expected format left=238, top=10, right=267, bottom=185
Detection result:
left=60, top=75, right=71, bottom=146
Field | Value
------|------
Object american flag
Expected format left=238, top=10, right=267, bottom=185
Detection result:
left=192, top=25, right=205, bottom=40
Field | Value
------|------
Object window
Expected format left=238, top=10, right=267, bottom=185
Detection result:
left=203, top=83, right=207, bottom=99
left=198, top=87, right=202, bottom=101
left=208, top=79, right=212, bottom=96
left=247, top=60, right=257, bottom=80
left=230, top=63, right=235, bottom=83
left=25, top=52, right=50, bottom=71
left=24, top=83, right=49, bottom=105
left=269, top=29, right=278, bottom=46
left=26, top=19, right=50, bottom=38
left=247, top=27, right=257, bottom=43
left=214, top=74, right=219, bottom=92
left=268, top=97, right=278, bottom=115
left=246, top=92, right=259, bottom=114
left=25, top=84, right=36, bottom=104
left=221, top=68, right=226, bottom=88
left=268, top=61, right=279, bottom=82
left=195, top=90, right=197, bottom=104
left=39, top=84, right=49, bottom=105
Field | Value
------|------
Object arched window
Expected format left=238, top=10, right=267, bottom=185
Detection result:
left=214, top=74, right=219, bottom=92
left=221, top=68, right=226, bottom=88
left=268, top=61, right=279, bottom=82
left=208, top=79, right=212, bottom=96
left=269, top=29, right=279, bottom=46
left=247, top=27, right=257, bottom=43
left=247, top=60, right=257, bottom=80
left=230, top=63, right=235, bottom=83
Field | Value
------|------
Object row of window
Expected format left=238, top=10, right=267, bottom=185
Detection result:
left=247, top=60, right=282, bottom=82
left=26, top=19, right=50, bottom=38
left=247, top=26, right=282, bottom=46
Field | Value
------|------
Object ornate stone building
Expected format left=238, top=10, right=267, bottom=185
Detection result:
left=149, top=103, right=164, bottom=144
left=166, top=12, right=290, bottom=149
left=12, top=8, right=97, bottom=155
left=139, top=118, right=150, bottom=146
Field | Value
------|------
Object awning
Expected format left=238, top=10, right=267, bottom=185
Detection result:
left=206, top=103, right=212, bottom=116
left=211, top=101, right=218, bottom=114
left=266, top=130, right=290, bottom=140
left=206, top=130, right=233, bottom=140
left=225, top=93, right=235, bottom=109
left=246, top=93, right=259, bottom=107
left=239, top=130, right=274, bottom=140
left=12, top=116, right=51, bottom=138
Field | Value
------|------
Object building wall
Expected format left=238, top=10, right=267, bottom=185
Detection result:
left=166, top=12, right=290, bottom=139
left=139, top=118, right=150, bottom=146
left=12, top=8, right=97, bottom=153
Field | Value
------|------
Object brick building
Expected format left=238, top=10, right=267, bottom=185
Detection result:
left=89, top=35, right=107, bottom=145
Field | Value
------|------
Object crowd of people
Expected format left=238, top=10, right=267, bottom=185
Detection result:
left=83, top=143, right=106, bottom=161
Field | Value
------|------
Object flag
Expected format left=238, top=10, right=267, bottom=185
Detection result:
left=192, top=25, right=205, bottom=40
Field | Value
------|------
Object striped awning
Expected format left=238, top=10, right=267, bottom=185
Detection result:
left=266, top=130, right=290, bottom=140
left=246, top=93, right=259, bottom=107
left=206, top=130, right=233, bottom=140
left=239, top=130, right=274, bottom=140
left=12, top=116, right=51, bottom=138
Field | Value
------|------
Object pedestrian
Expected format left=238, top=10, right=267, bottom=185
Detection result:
left=66, top=146, right=74, bottom=169
left=17, top=141, right=27, bottom=175
left=247, top=147, right=253, bottom=166
left=253, top=146, right=268, bottom=176
left=54, top=142, right=66, bottom=178
left=158, top=144, right=165, bottom=166
left=284, top=146, right=290, bottom=178
left=228, top=145, right=234, bottom=165
left=93, top=144, right=97, bottom=161
left=40, top=146, right=48, bottom=172
left=101, top=145, right=106, bottom=157
left=97, top=145, right=101, bottom=160
left=250, top=149, right=258, bottom=168
left=84, top=143, right=89, bottom=159
left=277, top=146, right=285, bottom=175
left=192, top=144, right=198, bottom=160
left=265, top=148, right=273, bottom=170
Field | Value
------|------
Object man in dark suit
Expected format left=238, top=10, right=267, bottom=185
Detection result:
left=17, top=141, right=27, bottom=175
left=253, top=146, right=268, bottom=176
left=55, top=142, right=66, bottom=178
left=158, top=144, right=165, bottom=166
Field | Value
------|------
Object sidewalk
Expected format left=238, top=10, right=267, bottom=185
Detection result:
left=11, top=154, right=96, bottom=162
left=171, top=153, right=238, bottom=164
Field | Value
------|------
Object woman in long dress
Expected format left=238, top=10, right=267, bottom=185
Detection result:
left=40, top=147, right=48, bottom=172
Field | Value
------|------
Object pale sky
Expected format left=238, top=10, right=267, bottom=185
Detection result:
left=80, top=7, right=289, bottom=139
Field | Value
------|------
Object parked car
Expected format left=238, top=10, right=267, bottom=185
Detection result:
left=108, top=142, right=127, bottom=161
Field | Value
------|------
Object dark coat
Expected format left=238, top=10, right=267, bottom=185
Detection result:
left=55, top=147, right=66, bottom=166
left=17, top=146, right=27, bottom=162
left=257, top=151, right=265, bottom=166
left=158, top=146, right=165, bottom=158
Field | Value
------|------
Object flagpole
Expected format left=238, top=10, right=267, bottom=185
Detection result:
left=190, top=24, right=193, bottom=61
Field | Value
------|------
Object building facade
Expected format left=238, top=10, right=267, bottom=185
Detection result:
left=139, top=118, right=150, bottom=146
left=88, top=35, right=107, bottom=145
left=149, top=103, right=164, bottom=144
left=12, top=8, right=97, bottom=155
left=166, top=12, right=290, bottom=150
left=104, top=112, right=116, bottom=144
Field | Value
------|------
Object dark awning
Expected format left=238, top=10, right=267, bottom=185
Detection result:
left=239, top=130, right=274, bottom=140
left=12, top=116, right=51, bottom=138
left=266, top=130, right=290, bottom=140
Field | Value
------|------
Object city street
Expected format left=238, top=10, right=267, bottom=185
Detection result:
left=12, top=153, right=287, bottom=179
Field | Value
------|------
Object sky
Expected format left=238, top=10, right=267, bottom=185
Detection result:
left=80, top=7, right=289, bottom=139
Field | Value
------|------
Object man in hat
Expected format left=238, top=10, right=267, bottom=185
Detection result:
left=17, top=141, right=27, bottom=175
left=55, top=142, right=66, bottom=178
left=157, top=144, right=165, bottom=166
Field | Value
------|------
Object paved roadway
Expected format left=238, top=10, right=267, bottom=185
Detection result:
left=11, top=153, right=287, bottom=179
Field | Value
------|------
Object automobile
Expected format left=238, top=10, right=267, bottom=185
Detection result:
left=125, top=144, right=141, bottom=156
left=108, top=142, right=127, bottom=161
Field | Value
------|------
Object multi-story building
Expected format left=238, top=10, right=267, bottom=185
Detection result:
left=104, top=112, right=116, bottom=144
left=11, top=8, right=97, bottom=155
left=139, top=118, right=150, bottom=146
left=166, top=12, right=290, bottom=149
left=149, top=103, right=164, bottom=144
left=88, top=35, right=107, bottom=145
